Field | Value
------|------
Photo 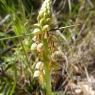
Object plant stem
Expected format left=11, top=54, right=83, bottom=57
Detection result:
left=43, top=38, right=53, bottom=95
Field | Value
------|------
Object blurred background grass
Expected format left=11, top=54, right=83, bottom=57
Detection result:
left=0, top=0, right=95, bottom=95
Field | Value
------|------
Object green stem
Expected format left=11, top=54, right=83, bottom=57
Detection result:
left=43, top=38, right=53, bottom=95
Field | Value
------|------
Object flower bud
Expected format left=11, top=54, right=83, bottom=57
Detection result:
left=35, top=61, right=44, bottom=70
left=32, top=28, right=41, bottom=35
left=37, top=13, right=43, bottom=22
left=33, top=70, right=40, bottom=78
left=32, top=36, right=37, bottom=42
left=42, top=24, right=50, bottom=32
left=31, top=43, right=37, bottom=51
left=39, top=18, right=46, bottom=26
left=37, top=43, right=43, bottom=52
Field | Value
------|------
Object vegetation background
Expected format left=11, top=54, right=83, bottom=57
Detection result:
left=0, top=0, right=95, bottom=95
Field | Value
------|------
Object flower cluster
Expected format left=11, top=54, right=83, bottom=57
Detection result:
left=31, top=0, right=52, bottom=80
left=31, top=0, right=64, bottom=89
